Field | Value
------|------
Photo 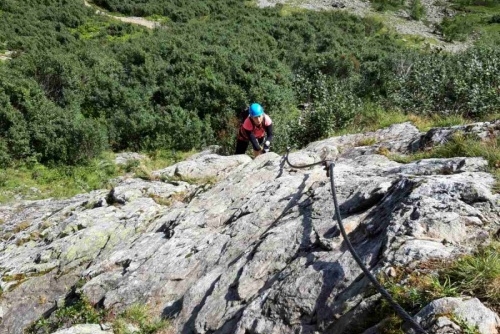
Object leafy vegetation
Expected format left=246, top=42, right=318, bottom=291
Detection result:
left=368, top=0, right=426, bottom=20
left=389, top=47, right=500, bottom=117
left=0, top=157, right=117, bottom=203
left=27, top=279, right=172, bottom=334
left=370, top=242, right=500, bottom=333
left=370, top=0, right=406, bottom=12
left=410, top=0, right=426, bottom=20
left=1, top=2, right=500, bottom=332
left=438, top=0, right=500, bottom=41
left=0, top=0, right=499, bottom=168
left=446, top=242, right=500, bottom=304
left=27, top=294, right=105, bottom=334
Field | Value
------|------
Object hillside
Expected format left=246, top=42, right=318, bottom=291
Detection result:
left=1, top=2, right=500, bottom=332
left=258, top=0, right=470, bottom=52
left=1, top=0, right=500, bottom=168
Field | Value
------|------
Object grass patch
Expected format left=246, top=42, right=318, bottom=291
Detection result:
left=243, top=0, right=258, bottom=7
left=451, top=316, right=481, bottom=334
left=144, top=149, right=195, bottom=171
left=112, top=304, right=172, bottom=334
left=390, top=131, right=500, bottom=191
left=388, top=132, right=500, bottom=191
left=0, top=149, right=195, bottom=204
left=445, top=242, right=500, bottom=306
left=396, top=34, right=439, bottom=50
left=364, top=265, right=458, bottom=333
left=0, top=155, right=119, bottom=204
left=374, top=241, right=500, bottom=332
left=119, top=149, right=196, bottom=181
left=410, top=0, right=426, bottom=20
left=70, top=15, right=147, bottom=41
left=356, top=137, right=378, bottom=146
left=13, top=221, right=31, bottom=233
left=27, top=294, right=105, bottom=334
left=343, top=105, right=468, bottom=135
left=2, top=273, right=27, bottom=282
left=379, top=266, right=459, bottom=313
left=145, top=14, right=170, bottom=25
left=69, top=17, right=111, bottom=39
left=277, top=4, right=308, bottom=16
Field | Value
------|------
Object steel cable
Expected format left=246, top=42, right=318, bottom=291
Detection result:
left=283, top=148, right=427, bottom=334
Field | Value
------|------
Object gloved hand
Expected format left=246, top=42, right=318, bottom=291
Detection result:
left=263, top=141, right=270, bottom=153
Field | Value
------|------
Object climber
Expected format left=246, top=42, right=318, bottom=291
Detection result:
left=235, top=103, right=274, bottom=157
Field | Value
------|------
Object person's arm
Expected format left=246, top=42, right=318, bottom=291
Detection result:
left=247, top=130, right=262, bottom=151
left=265, top=124, right=273, bottom=143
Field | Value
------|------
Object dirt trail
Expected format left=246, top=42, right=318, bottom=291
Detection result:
left=84, top=0, right=160, bottom=29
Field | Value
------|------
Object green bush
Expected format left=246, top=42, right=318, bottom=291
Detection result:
left=410, top=0, right=426, bottom=20
left=0, top=92, right=31, bottom=162
left=489, top=14, right=500, bottom=23
left=454, top=0, right=499, bottom=6
left=388, top=46, right=500, bottom=117
left=290, top=72, right=361, bottom=147
left=0, top=0, right=499, bottom=167
left=439, top=16, right=473, bottom=42
left=370, top=0, right=406, bottom=11
left=0, top=141, right=10, bottom=168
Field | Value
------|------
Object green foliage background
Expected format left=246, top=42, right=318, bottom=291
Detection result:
left=0, top=0, right=499, bottom=165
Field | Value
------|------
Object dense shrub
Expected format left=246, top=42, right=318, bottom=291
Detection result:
left=410, top=0, right=426, bottom=20
left=290, top=72, right=361, bottom=146
left=370, top=0, right=405, bottom=12
left=454, top=0, right=499, bottom=6
left=489, top=14, right=500, bottom=23
left=389, top=47, right=500, bottom=116
left=439, top=16, right=472, bottom=42
left=0, top=0, right=499, bottom=166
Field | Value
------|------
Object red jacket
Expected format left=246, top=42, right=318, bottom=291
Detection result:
left=237, top=114, right=272, bottom=141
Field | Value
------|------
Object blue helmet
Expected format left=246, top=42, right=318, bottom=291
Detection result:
left=249, top=103, right=264, bottom=117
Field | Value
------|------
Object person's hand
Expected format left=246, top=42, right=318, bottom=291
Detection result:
left=263, top=140, right=270, bottom=153
left=253, top=149, right=262, bottom=157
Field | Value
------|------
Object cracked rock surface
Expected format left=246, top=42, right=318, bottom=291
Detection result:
left=1, top=122, right=499, bottom=333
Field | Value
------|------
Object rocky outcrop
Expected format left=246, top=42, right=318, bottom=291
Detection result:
left=1, top=122, right=499, bottom=333
left=412, top=297, right=500, bottom=334
left=52, top=324, right=112, bottom=334
left=412, top=120, right=500, bottom=150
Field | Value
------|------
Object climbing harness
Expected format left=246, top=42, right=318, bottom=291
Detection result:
left=284, top=148, right=428, bottom=334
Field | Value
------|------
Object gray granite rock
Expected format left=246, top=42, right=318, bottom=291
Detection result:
left=1, top=123, right=499, bottom=334
left=410, top=297, right=500, bottom=334
left=52, top=324, right=112, bottom=334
